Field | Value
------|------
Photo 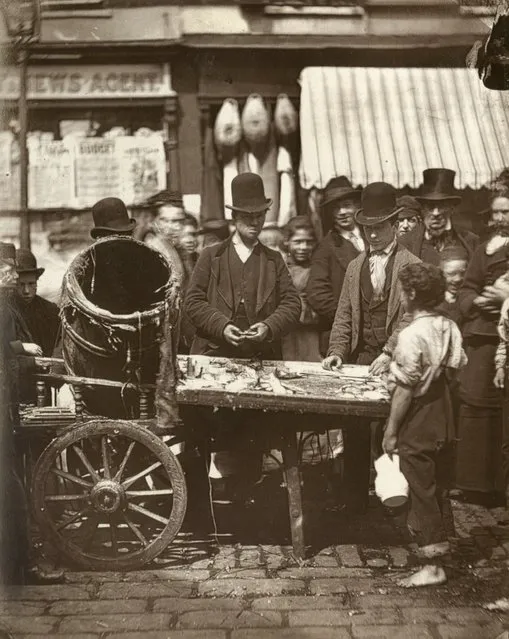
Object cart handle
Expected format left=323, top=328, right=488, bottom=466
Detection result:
left=33, top=371, right=156, bottom=392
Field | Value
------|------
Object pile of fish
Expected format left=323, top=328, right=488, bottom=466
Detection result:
left=177, top=357, right=389, bottom=402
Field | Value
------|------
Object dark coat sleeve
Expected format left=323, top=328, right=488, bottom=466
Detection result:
left=327, top=265, right=354, bottom=360
left=306, top=238, right=336, bottom=326
left=262, top=254, right=301, bottom=340
left=458, top=245, right=485, bottom=321
left=397, top=227, right=421, bottom=258
left=184, top=247, right=232, bottom=342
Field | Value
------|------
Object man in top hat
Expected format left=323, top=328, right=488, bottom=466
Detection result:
left=186, top=172, right=300, bottom=359
left=396, top=195, right=422, bottom=237
left=90, top=197, right=137, bottom=240
left=322, top=182, right=420, bottom=510
left=306, top=176, right=364, bottom=357
left=15, top=249, right=60, bottom=361
left=185, top=173, right=300, bottom=493
left=399, top=169, right=479, bottom=265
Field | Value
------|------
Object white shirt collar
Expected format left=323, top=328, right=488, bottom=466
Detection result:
left=232, top=231, right=258, bottom=263
left=232, top=231, right=258, bottom=249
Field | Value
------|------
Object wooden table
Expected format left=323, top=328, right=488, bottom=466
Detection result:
left=176, top=356, right=390, bottom=558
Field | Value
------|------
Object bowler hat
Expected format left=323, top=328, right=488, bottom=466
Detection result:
left=416, top=169, right=461, bottom=204
left=90, top=197, right=136, bottom=239
left=321, top=176, right=361, bottom=208
left=0, top=242, right=16, bottom=262
left=225, top=173, right=272, bottom=214
left=396, top=195, right=422, bottom=220
left=355, top=182, right=402, bottom=227
left=15, top=248, right=45, bottom=278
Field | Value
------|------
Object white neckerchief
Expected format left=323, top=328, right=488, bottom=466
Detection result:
left=368, top=238, right=397, bottom=298
left=340, top=226, right=365, bottom=252
left=232, top=231, right=258, bottom=263
left=424, top=218, right=452, bottom=242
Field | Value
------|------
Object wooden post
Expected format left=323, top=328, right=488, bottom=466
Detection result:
left=74, top=385, right=84, bottom=422
left=163, top=97, right=180, bottom=193
left=281, top=430, right=305, bottom=559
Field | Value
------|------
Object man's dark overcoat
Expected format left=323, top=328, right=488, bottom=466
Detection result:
left=185, top=238, right=301, bottom=358
left=399, top=224, right=479, bottom=265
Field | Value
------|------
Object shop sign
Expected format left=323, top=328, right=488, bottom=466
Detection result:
left=0, top=64, right=174, bottom=100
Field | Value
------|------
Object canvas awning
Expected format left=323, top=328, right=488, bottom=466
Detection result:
left=299, top=67, right=509, bottom=190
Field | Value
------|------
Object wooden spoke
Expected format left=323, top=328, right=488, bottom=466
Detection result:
left=45, top=494, right=88, bottom=502
left=126, top=489, right=173, bottom=498
left=122, top=461, right=162, bottom=489
left=101, top=436, right=111, bottom=479
left=113, top=441, right=135, bottom=482
left=56, top=508, right=88, bottom=532
left=127, top=502, right=170, bottom=526
left=50, top=467, right=93, bottom=489
left=121, top=513, right=148, bottom=546
left=109, top=518, right=118, bottom=555
left=72, top=445, right=100, bottom=483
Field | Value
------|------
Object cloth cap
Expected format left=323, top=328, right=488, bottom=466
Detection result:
left=396, top=195, right=422, bottom=220
left=0, top=242, right=16, bottom=262
left=321, top=176, right=361, bottom=208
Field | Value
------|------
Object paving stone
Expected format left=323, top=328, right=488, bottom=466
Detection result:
left=289, top=608, right=399, bottom=626
left=401, top=607, right=494, bottom=624
left=177, top=610, right=282, bottom=629
left=351, top=594, right=436, bottom=608
left=153, top=598, right=243, bottom=613
left=213, top=568, right=267, bottom=579
left=198, top=578, right=306, bottom=598
left=1, top=585, right=91, bottom=601
left=308, top=579, right=350, bottom=596
left=17, top=635, right=99, bottom=639
left=97, top=581, right=193, bottom=599
left=0, top=615, right=57, bottom=634
left=0, top=601, right=46, bottom=615
left=238, top=550, right=263, bottom=568
left=58, top=613, right=172, bottom=633
left=153, top=569, right=211, bottom=581
left=49, top=599, right=148, bottom=615
left=388, top=547, right=409, bottom=568
left=107, top=633, right=227, bottom=639
left=232, top=629, right=352, bottom=639
left=436, top=622, right=506, bottom=639
left=336, top=545, right=363, bottom=567
left=352, top=625, right=433, bottom=638
left=278, top=567, right=370, bottom=579
left=366, top=558, right=388, bottom=568
left=314, top=556, right=341, bottom=567
left=252, top=596, right=349, bottom=611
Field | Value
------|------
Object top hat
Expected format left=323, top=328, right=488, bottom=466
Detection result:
left=416, top=169, right=461, bottom=204
left=225, top=173, right=272, bottom=214
left=0, top=242, right=16, bottom=263
left=321, top=176, right=361, bottom=208
left=15, top=248, right=45, bottom=278
left=355, top=182, right=402, bottom=227
left=90, top=197, right=136, bottom=239
left=396, top=195, right=422, bottom=220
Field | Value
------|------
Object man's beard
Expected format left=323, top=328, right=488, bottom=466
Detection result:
left=489, top=222, right=509, bottom=237
left=427, top=225, right=447, bottom=238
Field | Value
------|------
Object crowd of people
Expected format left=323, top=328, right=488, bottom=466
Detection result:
left=3, top=165, right=509, bottom=588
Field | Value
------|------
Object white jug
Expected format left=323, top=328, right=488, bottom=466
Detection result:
left=374, top=453, right=409, bottom=508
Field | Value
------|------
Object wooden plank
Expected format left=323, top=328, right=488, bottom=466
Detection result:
left=281, top=431, right=305, bottom=559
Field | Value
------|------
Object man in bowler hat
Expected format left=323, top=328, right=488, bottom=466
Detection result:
left=185, top=173, right=301, bottom=492
left=323, top=182, right=420, bottom=510
left=306, top=176, right=364, bottom=357
left=399, top=169, right=479, bottom=265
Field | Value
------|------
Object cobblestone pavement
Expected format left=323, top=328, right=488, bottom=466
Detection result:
left=4, top=481, right=509, bottom=638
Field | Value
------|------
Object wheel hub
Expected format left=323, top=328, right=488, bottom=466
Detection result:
left=90, top=479, right=125, bottom=514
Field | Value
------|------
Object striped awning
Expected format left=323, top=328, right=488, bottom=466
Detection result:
left=299, top=67, right=509, bottom=190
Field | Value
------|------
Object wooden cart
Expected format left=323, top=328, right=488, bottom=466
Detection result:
left=19, top=354, right=389, bottom=570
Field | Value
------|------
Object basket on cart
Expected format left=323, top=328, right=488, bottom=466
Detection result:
left=25, top=236, right=187, bottom=570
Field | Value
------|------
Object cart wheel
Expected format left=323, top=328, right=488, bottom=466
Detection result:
left=32, top=420, right=187, bottom=571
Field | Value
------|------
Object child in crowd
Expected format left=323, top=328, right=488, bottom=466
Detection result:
left=179, top=213, right=200, bottom=279
left=281, top=216, right=321, bottom=362
left=383, top=263, right=467, bottom=587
